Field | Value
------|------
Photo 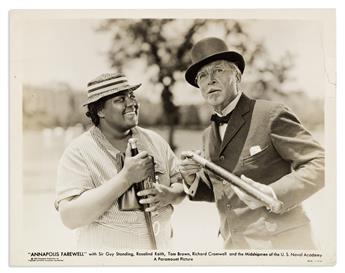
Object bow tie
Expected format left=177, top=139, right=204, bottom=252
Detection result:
left=210, top=112, right=231, bottom=125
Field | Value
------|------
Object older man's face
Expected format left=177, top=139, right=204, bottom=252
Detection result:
left=196, top=60, right=239, bottom=111
left=98, top=91, right=139, bottom=133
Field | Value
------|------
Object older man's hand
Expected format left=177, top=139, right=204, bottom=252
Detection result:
left=179, top=150, right=202, bottom=186
left=231, top=175, right=279, bottom=212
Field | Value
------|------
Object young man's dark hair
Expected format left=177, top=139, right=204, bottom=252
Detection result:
left=85, top=94, right=116, bottom=126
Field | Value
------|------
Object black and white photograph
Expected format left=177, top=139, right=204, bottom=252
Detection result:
left=9, top=9, right=336, bottom=266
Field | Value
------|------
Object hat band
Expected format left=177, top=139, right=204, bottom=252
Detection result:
left=84, top=84, right=140, bottom=106
left=88, top=77, right=127, bottom=93
left=88, top=79, right=127, bottom=94
left=88, top=82, right=132, bottom=98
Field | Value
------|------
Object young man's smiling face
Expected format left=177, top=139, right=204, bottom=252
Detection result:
left=98, top=90, right=139, bottom=133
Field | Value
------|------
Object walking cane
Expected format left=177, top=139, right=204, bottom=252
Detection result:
left=186, top=152, right=283, bottom=213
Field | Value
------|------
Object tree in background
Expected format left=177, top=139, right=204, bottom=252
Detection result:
left=97, top=19, right=300, bottom=150
left=21, top=20, right=324, bottom=133
left=97, top=19, right=206, bottom=150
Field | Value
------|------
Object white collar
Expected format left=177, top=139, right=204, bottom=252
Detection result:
left=215, top=91, right=242, bottom=116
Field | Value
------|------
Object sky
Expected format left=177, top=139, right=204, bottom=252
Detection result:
left=249, top=20, right=327, bottom=98
left=15, top=16, right=331, bottom=104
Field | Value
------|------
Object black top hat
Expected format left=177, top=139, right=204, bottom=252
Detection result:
left=185, top=37, right=245, bottom=87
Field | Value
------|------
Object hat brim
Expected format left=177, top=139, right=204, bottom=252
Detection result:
left=185, top=51, right=245, bottom=88
left=82, top=83, right=142, bottom=106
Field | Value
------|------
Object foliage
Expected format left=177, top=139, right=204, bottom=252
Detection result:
left=96, top=19, right=303, bottom=148
left=22, top=19, right=324, bottom=133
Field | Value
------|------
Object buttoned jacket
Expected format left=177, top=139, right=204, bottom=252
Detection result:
left=192, top=93, right=324, bottom=249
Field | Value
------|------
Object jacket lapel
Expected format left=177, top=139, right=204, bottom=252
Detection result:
left=219, top=94, right=251, bottom=156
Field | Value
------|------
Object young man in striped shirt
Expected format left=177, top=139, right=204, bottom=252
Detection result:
left=55, top=73, right=185, bottom=249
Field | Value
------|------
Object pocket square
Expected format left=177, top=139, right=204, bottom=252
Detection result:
left=249, top=145, right=262, bottom=156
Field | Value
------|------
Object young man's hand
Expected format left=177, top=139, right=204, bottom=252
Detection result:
left=120, top=143, right=154, bottom=186
left=137, top=183, right=184, bottom=212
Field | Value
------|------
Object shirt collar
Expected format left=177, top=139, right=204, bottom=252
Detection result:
left=91, top=126, right=121, bottom=154
left=215, top=91, right=242, bottom=116
left=91, top=125, right=146, bottom=154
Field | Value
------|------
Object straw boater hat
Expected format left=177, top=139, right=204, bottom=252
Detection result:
left=83, top=73, right=141, bottom=106
left=185, top=37, right=245, bottom=88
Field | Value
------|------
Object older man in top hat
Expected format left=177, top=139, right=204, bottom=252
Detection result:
left=180, top=37, right=324, bottom=249
left=55, top=73, right=185, bottom=249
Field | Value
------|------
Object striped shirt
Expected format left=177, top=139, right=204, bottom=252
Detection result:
left=55, top=126, right=181, bottom=249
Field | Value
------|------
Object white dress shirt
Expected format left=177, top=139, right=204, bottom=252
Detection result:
left=216, top=91, right=242, bottom=141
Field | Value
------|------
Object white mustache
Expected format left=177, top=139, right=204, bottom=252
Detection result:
left=207, top=88, right=221, bottom=94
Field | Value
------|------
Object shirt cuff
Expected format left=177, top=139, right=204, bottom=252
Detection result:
left=183, top=174, right=200, bottom=197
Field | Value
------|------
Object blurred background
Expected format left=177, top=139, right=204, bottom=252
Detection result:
left=19, top=18, right=325, bottom=250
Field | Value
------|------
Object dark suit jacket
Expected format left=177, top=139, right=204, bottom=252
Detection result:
left=192, top=93, right=324, bottom=249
